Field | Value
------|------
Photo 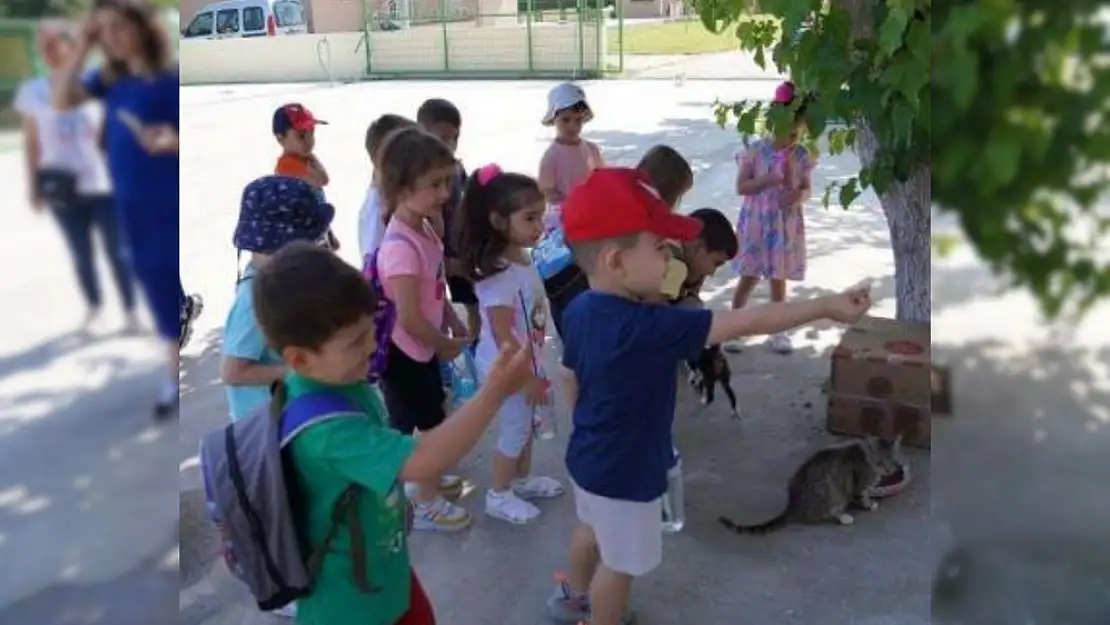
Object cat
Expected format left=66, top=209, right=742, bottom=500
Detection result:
left=719, top=435, right=904, bottom=534
left=685, top=345, right=740, bottom=419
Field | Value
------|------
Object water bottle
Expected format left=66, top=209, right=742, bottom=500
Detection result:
left=533, top=379, right=557, bottom=440
left=661, top=448, right=685, bottom=533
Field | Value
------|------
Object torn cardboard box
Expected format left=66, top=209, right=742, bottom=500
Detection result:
left=826, top=315, right=935, bottom=448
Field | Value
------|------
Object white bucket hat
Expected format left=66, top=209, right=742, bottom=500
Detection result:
left=542, top=82, right=593, bottom=126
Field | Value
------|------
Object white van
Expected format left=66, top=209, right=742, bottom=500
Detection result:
left=182, top=0, right=309, bottom=39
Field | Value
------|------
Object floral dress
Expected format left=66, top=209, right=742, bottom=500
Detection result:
left=731, top=139, right=814, bottom=281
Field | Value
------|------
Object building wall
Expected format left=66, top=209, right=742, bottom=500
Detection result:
left=619, top=0, right=663, bottom=19
left=180, top=21, right=604, bottom=83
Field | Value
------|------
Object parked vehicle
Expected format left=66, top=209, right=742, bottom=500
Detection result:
left=181, top=0, right=309, bottom=39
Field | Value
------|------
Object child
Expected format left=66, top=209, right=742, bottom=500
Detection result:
left=250, top=241, right=534, bottom=625
left=416, top=98, right=480, bottom=341
left=376, top=126, right=472, bottom=532
left=538, top=82, right=603, bottom=230
left=544, top=143, right=691, bottom=337
left=730, top=81, right=815, bottom=353
left=219, top=175, right=336, bottom=619
left=454, top=163, right=564, bottom=524
left=360, top=113, right=416, bottom=261
left=272, top=102, right=340, bottom=250
left=545, top=168, right=871, bottom=625
left=657, top=208, right=738, bottom=306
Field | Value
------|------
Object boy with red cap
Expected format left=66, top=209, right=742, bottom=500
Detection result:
left=546, top=168, right=874, bottom=625
left=273, top=102, right=339, bottom=248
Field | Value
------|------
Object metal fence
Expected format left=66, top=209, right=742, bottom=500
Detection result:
left=355, top=0, right=614, bottom=78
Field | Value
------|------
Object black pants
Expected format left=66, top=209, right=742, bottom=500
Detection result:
left=52, top=195, right=135, bottom=312
left=545, top=266, right=589, bottom=339
left=381, top=342, right=447, bottom=435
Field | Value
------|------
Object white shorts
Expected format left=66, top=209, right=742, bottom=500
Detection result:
left=494, top=391, right=533, bottom=457
left=573, top=481, right=663, bottom=576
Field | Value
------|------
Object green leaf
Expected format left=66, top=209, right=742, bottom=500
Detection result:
left=983, top=133, right=1021, bottom=188
left=878, top=8, right=909, bottom=56
left=838, top=178, right=862, bottom=208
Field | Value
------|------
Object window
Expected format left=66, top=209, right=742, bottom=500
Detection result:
left=183, top=11, right=214, bottom=37
left=216, top=9, right=241, bottom=34
left=272, top=0, right=307, bottom=27
left=243, top=6, right=266, bottom=32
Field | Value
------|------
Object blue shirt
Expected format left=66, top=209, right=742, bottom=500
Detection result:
left=83, top=68, right=178, bottom=208
left=222, top=266, right=284, bottom=421
left=562, top=291, right=712, bottom=502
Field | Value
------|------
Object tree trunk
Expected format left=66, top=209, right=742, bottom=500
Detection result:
left=853, top=121, right=932, bottom=322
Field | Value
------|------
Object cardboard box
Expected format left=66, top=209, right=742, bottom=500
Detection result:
left=826, top=316, right=933, bottom=448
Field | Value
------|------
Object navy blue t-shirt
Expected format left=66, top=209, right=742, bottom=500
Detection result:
left=562, top=291, right=712, bottom=502
left=84, top=68, right=179, bottom=208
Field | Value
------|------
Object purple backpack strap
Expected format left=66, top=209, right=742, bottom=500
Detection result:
left=279, top=392, right=361, bottom=447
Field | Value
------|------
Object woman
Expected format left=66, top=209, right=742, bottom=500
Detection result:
left=54, top=0, right=199, bottom=419
left=15, top=19, right=137, bottom=333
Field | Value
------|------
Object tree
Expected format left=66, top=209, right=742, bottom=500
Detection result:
left=696, top=0, right=1110, bottom=321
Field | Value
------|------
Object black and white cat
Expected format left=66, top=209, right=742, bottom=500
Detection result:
left=685, top=345, right=740, bottom=419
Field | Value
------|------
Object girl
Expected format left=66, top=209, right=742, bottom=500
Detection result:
left=53, top=0, right=197, bottom=418
left=15, top=19, right=137, bottom=334
left=455, top=163, right=564, bottom=524
left=376, top=126, right=472, bottom=533
left=538, top=82, right=604, bottom=231
left=730, top=81, right=815, bottom=354
left=637, top=144, right=694, bottom=209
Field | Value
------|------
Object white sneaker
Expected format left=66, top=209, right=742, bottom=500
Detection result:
left=512, top=475, right=565, bottom=500
left=485, top=489, right=541, bottom=524
left=270, top=603, right=297, bottom=618
left=768, top=333, right=793, bottom=354
left=412, top=497, right=471, bottom=532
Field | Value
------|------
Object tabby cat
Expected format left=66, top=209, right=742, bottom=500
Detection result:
left=719, top=435, right=904, bottom=534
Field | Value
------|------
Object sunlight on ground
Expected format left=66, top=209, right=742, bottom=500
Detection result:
left=0, top=485, right=51, bottom=515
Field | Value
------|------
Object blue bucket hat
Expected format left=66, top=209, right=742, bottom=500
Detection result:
left=232, top=176, right=335, bottom=253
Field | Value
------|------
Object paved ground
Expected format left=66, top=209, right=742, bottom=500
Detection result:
left=0, top=77, right=1104, bottom=625
left=176, top=79, right=930, bottom=625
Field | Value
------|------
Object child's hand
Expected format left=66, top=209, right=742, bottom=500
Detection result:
left=821, top=282, right=873, bottom=324
left=486, top=342, right=534, bottom=398
left=759, top=170, right=784, bottom=189
left=524, top=377, right=550, bottom=407
left=436, top=336, right=468, bottom=362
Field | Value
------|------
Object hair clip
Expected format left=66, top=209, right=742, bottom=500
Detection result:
left=477, top=163, right=502, bottom=186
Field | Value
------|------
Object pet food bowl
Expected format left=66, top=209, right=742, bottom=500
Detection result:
left=871, top=461, right=911, bottom=499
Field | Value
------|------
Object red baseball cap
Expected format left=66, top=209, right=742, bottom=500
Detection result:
left=562, top=168, right=703, bottom=243
left=272, top=103, right=328, bottom=135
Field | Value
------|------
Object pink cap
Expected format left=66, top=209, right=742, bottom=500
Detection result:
left=773, top=81, right=796, bottom=104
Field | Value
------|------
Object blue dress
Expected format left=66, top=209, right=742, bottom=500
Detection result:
left=84, top=68, right=180, bottom=340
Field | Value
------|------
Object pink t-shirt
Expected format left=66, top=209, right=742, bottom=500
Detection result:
left=538, top=139, right=601, bottom=206
left=377, top=218, right=446, bottom=362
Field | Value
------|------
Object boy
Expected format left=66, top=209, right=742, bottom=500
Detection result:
left=218, top=175, right=336, bottom=619
left=657, top=207, right=738, bottom=306
left=272, top=102, right=339, bottom=249
left=220, top=175, right=336, bottom=424
left=416, top=98, right=478, bottom=340
left=360, top=113, right=416, bottom=260
left=546, top=168, right=872, bottom=625
left=250, top=241, right=533, bottom=625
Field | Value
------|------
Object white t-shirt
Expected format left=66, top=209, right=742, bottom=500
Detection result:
left=13, top=76, right=111, bottom=195
left=358, top=182, right=385, bottom=261
left=473, top=262, right=550, bottom=379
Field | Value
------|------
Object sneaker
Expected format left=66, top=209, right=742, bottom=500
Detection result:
left=270, top=603, right=297, bottom=618
left=440, top=474, right=464, bottom=497
left=411, top=497, right=471, bottom=533
left=180, top=294, right=204, bottom=348
left=512, top=475, right=564, bottom=500
left=768, top=332, right=793, bottom=354
left=545, top=585, right=636, bottom=624
left=153, top=396, right=178, bottom=421
left=485, top=489, right=541, bottom=524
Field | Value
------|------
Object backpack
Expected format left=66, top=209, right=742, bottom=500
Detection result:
left=361, top=230, right=419, bottom=381
left=532, top=225, right=574, bottom=282
left=199, top=390, right=379, bottom=611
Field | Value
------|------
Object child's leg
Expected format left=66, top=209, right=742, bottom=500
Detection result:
left=487, top=393, right=545, bottom=524
left=515, top=436, right=534, bottom=479
left=767, top=278, right=793, bottom=353
left=590, top=565, right=634, bottom=625
left=512, top=434, right=564, bottom=499
left=770, top=278, right=787, bottom=302
left=383, top=348, right=470, bottom=532
left=730, top=275, right=760, bottom=309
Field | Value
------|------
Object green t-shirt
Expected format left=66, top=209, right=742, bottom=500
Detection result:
left=283, top=373, right=416, bottom=625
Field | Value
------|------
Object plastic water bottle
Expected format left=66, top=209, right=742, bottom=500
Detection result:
left=661, top=448, right=685, bottom=533
left=533, top=381, right=557, bottom=440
